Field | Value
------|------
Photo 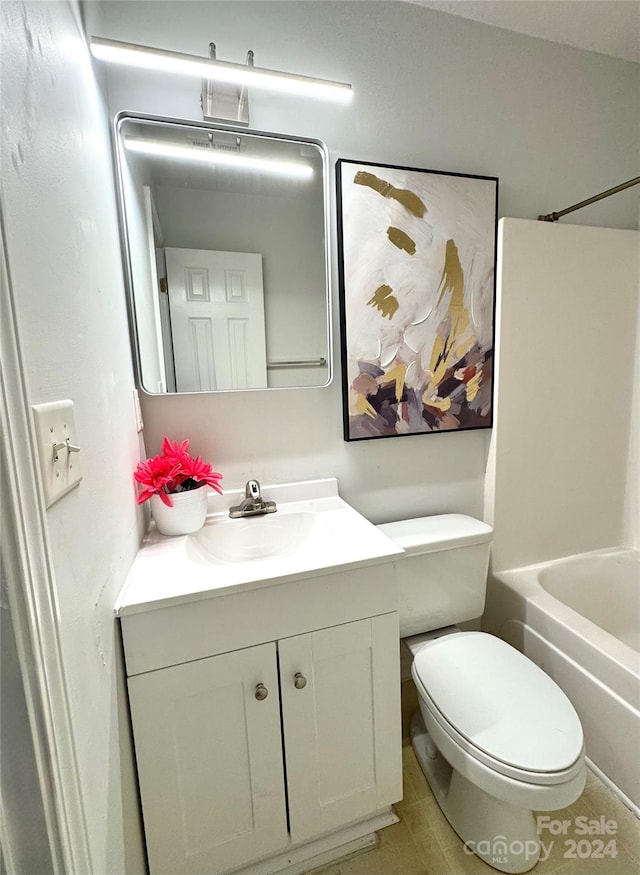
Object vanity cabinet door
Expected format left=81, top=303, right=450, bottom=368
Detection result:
left=127, top=642, right=288, bottom=875
left=279, top=613, right=402, bottom=844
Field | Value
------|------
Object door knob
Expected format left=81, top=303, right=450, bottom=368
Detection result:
left=254, top=683, right=268, bottom=701
left=294, top=672, right=307, bottom=690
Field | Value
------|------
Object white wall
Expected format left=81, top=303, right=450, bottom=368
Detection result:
left=625, top=245, right=640, bottom=550
left=486, top=219, right=640, bottom=572
left=97, top=0, right=640, bottom=524
left=1, top=1, right=146, bottom=872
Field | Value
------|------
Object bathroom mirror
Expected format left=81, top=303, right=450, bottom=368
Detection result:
left=114, top=113, right=331, bottom=393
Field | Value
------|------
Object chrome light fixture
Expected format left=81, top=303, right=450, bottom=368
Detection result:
left=90, top=37, right=353, bottom=107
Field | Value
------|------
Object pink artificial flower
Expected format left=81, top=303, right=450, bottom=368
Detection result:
left=134, top=455, right=182, bottom=506
left=181, top=455, right=224, bottom=494
left=161, top=436, right=191, bottom=464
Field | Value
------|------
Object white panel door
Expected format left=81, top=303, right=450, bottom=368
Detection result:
left=279, top=614, right=402, bottom=844
left=127, top=643, right=288, bottom=875
left=165, top=247, right=267, bottom=392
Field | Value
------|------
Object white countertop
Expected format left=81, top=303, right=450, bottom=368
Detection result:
left=115, top=479, right=403, bottom=616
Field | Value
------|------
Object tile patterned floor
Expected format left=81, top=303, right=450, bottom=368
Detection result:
left=314, top=743, right=640, bottom=875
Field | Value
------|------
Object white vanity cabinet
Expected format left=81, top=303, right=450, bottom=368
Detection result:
left=120, top=563, right=402, bottom=875
left=127, top=641, right=288, bottom=875
left=278, top=615, right=400, bottom=844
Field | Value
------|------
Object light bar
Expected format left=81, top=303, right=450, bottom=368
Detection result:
left=124, top=137, right=314, bottom=180
left=91, top=37, right=353, bottom=103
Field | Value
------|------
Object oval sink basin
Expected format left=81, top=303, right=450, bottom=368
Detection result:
left=187, top=512, right=315, bottom=564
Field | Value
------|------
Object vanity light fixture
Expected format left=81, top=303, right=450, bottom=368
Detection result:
left=90, top=37, right=353, bottom=103
left=123, top=136, right=314, bottom=180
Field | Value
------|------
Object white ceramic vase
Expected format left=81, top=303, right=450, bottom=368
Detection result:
left=150, top=486, right=208, bottom=536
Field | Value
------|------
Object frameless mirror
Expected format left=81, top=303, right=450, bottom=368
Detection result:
left=114, top=113, right=331, bottom=393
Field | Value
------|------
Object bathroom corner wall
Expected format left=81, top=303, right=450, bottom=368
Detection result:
left=625, top=242, right=640, bottom=550
left=486, top=219, right=640, bottom=572
left=624, top=189, right=640, bottom=551
left=1, top=1, right=146, bottom=871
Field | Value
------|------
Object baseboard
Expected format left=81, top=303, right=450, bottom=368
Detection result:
left=232, top=809, right=399, bottom=875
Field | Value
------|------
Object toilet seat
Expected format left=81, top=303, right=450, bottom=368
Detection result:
left=411, top=632, right=584, bottom=785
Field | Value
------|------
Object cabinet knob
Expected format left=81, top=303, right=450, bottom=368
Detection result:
left=294, top=672, right=307, bottom=690
left=254, top=683, right=268, bottom=701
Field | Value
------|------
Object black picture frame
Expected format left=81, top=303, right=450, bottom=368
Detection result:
left=336, top=158, right=498, bottom=442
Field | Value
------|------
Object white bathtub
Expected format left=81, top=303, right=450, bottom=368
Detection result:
left=483, top=548, right=640, bottom=814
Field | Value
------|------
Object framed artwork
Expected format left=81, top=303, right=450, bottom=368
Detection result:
left=336, top=159, right=498, bottom=441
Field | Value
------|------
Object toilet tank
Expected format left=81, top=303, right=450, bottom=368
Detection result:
left=376, top=515, right=492, bottom=638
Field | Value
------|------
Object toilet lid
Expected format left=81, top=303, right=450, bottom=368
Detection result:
left=412, top=632, right=583, bottom=774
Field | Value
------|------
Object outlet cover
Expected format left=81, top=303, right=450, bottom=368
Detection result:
left=32, top=400, right=82, bottom=507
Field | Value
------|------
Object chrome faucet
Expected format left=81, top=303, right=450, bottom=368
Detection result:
left=229, top=480, right=277, bottom=518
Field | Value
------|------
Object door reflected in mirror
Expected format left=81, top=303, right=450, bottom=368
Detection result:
left=114, top=114, right=331, bottom=393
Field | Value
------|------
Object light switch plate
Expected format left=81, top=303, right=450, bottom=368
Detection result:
left=32, top=400, right=82, bottom=507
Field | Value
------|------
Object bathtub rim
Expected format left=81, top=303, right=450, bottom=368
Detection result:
left=490, top=547, right=638, bottom=657
left=487, top=547, right=640, bottom=710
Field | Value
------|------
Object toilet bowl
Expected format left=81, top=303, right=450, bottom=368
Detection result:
left=377, top=516, right=586, bottom=874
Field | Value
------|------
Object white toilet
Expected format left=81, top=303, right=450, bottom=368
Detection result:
left=377, top=514, right=586, bottom=875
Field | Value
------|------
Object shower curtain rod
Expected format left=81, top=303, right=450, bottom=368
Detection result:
left=538, top=176, right=640, bottom=222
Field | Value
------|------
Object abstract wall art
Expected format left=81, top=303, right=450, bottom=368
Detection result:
left=336, top=159, right=498, bottom=441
